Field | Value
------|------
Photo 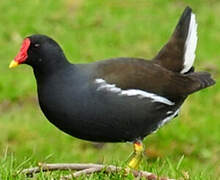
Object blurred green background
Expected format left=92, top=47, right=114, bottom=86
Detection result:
left=0, top=0, right=219, bottom=179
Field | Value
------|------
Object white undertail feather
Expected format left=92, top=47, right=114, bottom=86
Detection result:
left=181, top=13, right=198, bottom=74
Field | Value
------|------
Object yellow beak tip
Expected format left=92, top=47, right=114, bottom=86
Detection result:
left=9, top=61, right=19, bottom=68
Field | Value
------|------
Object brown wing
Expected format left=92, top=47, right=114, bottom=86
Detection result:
left=94, top=58, right=210, bottom=98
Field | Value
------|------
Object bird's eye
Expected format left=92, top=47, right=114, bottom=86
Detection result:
left=34, top=43, right=40, bottom=48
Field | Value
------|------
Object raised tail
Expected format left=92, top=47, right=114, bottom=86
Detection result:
left=153, top=6, right=198, bottom=74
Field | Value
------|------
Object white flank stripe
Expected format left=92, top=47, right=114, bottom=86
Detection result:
left=95, top=79, right=174, bottom=106
left=158, top=108, right=180, bottom=128
left=95, top=79, right=105, bottom=83
left=181, top=13, right=198, bottom=74
left=166, top=111, right=173, bottom=115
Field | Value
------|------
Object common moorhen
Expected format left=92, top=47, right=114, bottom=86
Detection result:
left=9, top=7, right=215, bottom=168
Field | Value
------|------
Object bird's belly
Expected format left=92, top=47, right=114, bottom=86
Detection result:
left=39, top=90, right=183, bottom=143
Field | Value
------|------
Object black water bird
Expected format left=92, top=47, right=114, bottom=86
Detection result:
left=9, top=7, right=215, bottom=168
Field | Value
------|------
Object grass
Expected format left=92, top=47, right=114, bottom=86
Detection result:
left=0, top=0, right=219, bottom=179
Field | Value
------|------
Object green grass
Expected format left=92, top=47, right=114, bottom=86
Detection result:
left=0, top=0, right=219, bottom=179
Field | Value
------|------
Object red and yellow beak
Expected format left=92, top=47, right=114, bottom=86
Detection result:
left=9, top=38, right=31, bottom=68
left=9, top=60, right=19, bottom=68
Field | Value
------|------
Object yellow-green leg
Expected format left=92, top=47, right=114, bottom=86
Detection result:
left=127, top=141, right=145, bottom=169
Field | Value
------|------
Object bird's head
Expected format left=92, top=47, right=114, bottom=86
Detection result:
left=9, top=34, right=67, bottom=69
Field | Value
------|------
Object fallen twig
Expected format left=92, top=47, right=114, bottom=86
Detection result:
left=61, top=167, right=103, bottom=179
left=20, top=163, right=175, bottom=180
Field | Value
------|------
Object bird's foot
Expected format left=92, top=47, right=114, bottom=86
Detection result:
left=127, top=141, right=144, bottom=169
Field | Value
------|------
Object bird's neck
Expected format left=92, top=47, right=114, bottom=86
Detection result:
left=33, top=57, right=73, bottom=84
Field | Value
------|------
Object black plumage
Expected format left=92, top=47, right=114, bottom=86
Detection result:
left=10, top=7, right=215, bottom=144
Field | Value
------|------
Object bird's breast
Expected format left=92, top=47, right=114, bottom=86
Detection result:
left=36, top=76, right=185, bottom=142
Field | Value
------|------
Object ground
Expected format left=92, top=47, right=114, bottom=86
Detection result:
left=0, top=0, right=219, bottom=179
